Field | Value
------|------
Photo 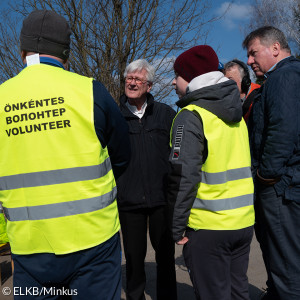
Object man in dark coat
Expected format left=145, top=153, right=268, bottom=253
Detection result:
left=117, top=59, right=177, bottom=300
left=243, top=26, right=300, bottom=300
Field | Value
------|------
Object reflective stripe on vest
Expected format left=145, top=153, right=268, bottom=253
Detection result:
left=201, top=166, right=252, bottom=185
left=4, top=186, right=116, bottom=222
left=0, top=158, right=112, bottom=190
left=197, top=166, right=253, bottom=211
left=193, top=193, right=253, bottom=211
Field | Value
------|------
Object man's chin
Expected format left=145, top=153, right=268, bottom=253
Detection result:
left=176, top=92, right=184, bottom=99
left=126, top=91, right=138, bottom=98
left=253, top=70, right=264, bottom=77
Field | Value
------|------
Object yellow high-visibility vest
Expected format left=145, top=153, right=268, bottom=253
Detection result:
left=172, top=104, right=254, bottom=230
left=0, top=63, right=119, bottom=254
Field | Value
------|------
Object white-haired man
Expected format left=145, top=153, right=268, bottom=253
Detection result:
left=117, top=59, right=177, bottom=300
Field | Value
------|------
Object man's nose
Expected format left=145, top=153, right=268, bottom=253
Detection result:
left=247, top=56, right=254, bottom=66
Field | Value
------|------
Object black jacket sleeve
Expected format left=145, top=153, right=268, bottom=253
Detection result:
left=167, top=110, right=206, bottom=242
left=93, top=80, right=131, bottom=179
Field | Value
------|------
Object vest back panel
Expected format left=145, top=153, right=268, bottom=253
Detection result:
left=0, top=64, right=119, bottom=254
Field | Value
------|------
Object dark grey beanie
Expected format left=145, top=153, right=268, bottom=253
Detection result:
left=20, top=10, right=71, bottom=60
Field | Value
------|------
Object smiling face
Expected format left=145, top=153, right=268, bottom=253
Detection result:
left=172, top=74, right=189, bottom=99
left=125, top=69, right=152, bottom=103
left=246, top=38, right=277, bottom=77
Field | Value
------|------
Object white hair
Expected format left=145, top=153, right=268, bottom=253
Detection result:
left=124, top=59, right=155, bottom=83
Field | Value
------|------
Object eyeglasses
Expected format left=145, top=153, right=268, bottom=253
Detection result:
left=125, top=77, right=148, bottom=85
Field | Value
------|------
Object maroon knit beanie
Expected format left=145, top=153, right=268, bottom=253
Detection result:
left=174, top=45, right=219, bottom=83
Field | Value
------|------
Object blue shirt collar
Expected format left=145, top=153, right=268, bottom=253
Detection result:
left=264, top=56, right=291, bottom=78
left=24, top=56, right=65, bottom=69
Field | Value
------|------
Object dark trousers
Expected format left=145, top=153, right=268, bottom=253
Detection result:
left=255, top=184, right=300, bottom=300
left=183, top=226, right=253, bottom=300
left=12, top=233, right=121, bottom=300
left=119, top=206, right=177, bottom=300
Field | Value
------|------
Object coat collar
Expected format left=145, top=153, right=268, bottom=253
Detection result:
left=119, top=93, right=155, bottom=118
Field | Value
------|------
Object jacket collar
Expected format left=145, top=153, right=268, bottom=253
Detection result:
left=24, top=56, right=65, bottom=69
left=119, top=93, right=155, bottom=118
left=265, top=56, right=292, bottom=78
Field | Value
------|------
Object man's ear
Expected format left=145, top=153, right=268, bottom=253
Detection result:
left=147, top=82, right=153, bottom=93
left=272, top=42, right=281, bottom=57
left=63, top=59, right=69, bottom=71
left=21, top=50, right=27, bottom=63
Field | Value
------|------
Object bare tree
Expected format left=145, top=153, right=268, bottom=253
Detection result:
left=0, top=0, right=219, bottom=103
left=294, top=1, right=300, bottom=56
left=246, top=0, right=300, bottom=54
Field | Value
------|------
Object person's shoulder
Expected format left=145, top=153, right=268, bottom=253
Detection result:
left=62, top=70, right=94, bottom=87
left=93, top=80, right=117, bottom=110
left=153, top=100, right=174, bottom=109
left=276, top=56, right=300, bottom=73
left=285, top=56, right=300, bottom=65
left=268, top=57, right=300, bottom=84
left=93, top=79, right=109, bottom=91
left=0, top=75, right=16, bottom=89
left=153, top=100, right=176, bottom=115
left=175, top=108, right=201, bottom=124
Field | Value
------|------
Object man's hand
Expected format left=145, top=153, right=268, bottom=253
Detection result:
left=176, top=236, right=189, bottom=245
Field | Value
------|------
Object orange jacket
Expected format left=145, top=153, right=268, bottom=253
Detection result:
left=243, top=83, right=261, bottom=123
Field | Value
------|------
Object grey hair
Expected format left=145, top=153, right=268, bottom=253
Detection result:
left=124, top=59, right=155, bottom=83
left=242, top=26, right=291, bottom=53
left=223, top=61, right=245, bottom=81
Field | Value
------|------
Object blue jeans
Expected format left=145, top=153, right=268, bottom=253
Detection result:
left=255, top=184, right=300, bottom=299
left=12, top=233, right=121, bottom=299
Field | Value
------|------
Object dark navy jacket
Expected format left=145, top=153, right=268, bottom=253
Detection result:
left=117, top=93, right=176, bottom=211
left=93, top=81, right=131, bottom=179
left=248, top=56, right=300, bottom=201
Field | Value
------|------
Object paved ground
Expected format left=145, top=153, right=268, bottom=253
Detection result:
left=0, top=234, right=266, bottom=299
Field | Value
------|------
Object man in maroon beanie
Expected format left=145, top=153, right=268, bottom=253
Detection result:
left=167, top=45, right=255, bottom=300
